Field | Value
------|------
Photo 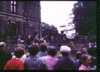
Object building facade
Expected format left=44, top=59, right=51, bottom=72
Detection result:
left=0, top=1, right=41, bottom=41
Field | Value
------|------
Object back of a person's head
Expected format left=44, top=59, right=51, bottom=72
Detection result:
left=0, top=42, right=6, bottom=50
left=14, top=47, right=24, bottom=58
left=60, top=45, right=71, bottom=56
left=47, top=46, right=57, bottom=56
left=40, top=43, right=47, bottom=52
left=28, top=44, right=39, bottom=55
left=76, top=51, right=82, bottom=59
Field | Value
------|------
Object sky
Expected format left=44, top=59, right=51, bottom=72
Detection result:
left=40, top=1, right=77, bottom=39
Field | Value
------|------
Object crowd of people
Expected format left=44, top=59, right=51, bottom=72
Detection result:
left=0, top=37, right=96, bottom=70
left=17, top=30, right=74, bottom=50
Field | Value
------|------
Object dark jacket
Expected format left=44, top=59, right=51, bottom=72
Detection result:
left=0, top=50, right=12, bottom=70
left=54, top=56, right=75, bottom=70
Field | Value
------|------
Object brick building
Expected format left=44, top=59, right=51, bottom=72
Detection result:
left=0, top=1, right=41, bottom=42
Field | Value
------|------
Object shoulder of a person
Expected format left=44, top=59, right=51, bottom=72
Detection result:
left=24, top=56, right=30, bottom=61
left=21, top=54, right=27, bottom=57
left=41, top=56, right=47, bottom=59
left=79, top=64, right=86, bottom=70
left=6, top=59, right=12, bottom=63
left=55, top=58, right=58, bottom=61
left=57, top=58, right=63, bottom=62
left=79, top=66, right=86, bottom=70
left=4, top=51, right=12, bottom=57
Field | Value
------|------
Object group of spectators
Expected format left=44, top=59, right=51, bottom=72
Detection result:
left=0, top=40, right=96, bottom=70
left=21, top=31, right=71, bottom=50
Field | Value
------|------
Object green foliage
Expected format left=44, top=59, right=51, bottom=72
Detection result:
left=72, top=1, right=97, bottom=37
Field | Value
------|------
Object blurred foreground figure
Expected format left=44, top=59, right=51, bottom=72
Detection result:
left=54, top=45, right=75, bottom=70
left=0, top=42, right=12, bottom=70
left=79, top=54, right=92, bottom=70
left=41, top=46, right=58, bottom=70
left=24, top=44, right=46, bottom=70
left=74, top=51, right=82, bottom=70
left=87, top=48, right=96, bottom=70
left=12, top=44, right=27, bottom=63
left=4, top=47, right=24, bottom=70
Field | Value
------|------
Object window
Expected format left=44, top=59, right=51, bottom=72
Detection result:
left=11, top=1, right=17, bottom=13
left=7, top=20, right=17, bottom=36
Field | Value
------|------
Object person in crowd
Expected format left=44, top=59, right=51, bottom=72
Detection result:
left=90, top=56, right=97, bottom=70
left=17, top=35, right=24, bottom=44
left=34, top=30, right=39, bottom=38
left=39, top=38, right=44, bottom=44
left=12, top=44, right=28, bottom=63
left=41, top=46, right=58, bottom=70
left=87, top=48, right=96, bottom=70
left=24, top=44, right=46, bottom=70
left=79, top=54, right=92, bottom=70
left=58, top=54, right=62, bottom=59
left=43, top=39, right=48, bottom=46
left=60, top=31, right=67, bottom=44
left=4, top=47, right=24, bottom=70
left=50, top=36, right=55, bottom=45
left=18, top=46, right=28, bottom=63
left=74, top=51, right=82, bottom=70
left=37, top=43, right=47, bottom=57
left=81, top=45, right=88, bottom=54
left=27, top=35, right=33, bottom=46
left=0, top=42, right=12, bottom=70
left=54, top=45, right=75, bottom=70
left=34, top=35, right=40, bottom=43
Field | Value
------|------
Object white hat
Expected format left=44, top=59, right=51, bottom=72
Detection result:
left=60, top=45, right=71, bottom=53
left=0, top=42, right=6, bottom=48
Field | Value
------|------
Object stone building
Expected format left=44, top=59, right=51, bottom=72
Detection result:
left=0, top=1, right=41, bottom=42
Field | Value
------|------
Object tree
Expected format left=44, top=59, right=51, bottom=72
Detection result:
left=71, top=1, right=97, bottom=42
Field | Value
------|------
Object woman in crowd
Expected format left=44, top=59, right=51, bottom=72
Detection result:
left=41, top=46, right=58, bottom=70
left=4, top=47, right=24, bottom=70
left=79, top=54, right=92, bottom=70
left=24, top=44, right=46, bottom=70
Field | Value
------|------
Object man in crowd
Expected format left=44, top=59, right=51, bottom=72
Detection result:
left=54, top=45, right=75, bottom=70
left=0, top=42, right=12, bottom=70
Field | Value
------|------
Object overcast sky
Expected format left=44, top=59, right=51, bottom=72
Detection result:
left=40, top=1, right=77, bottom=38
